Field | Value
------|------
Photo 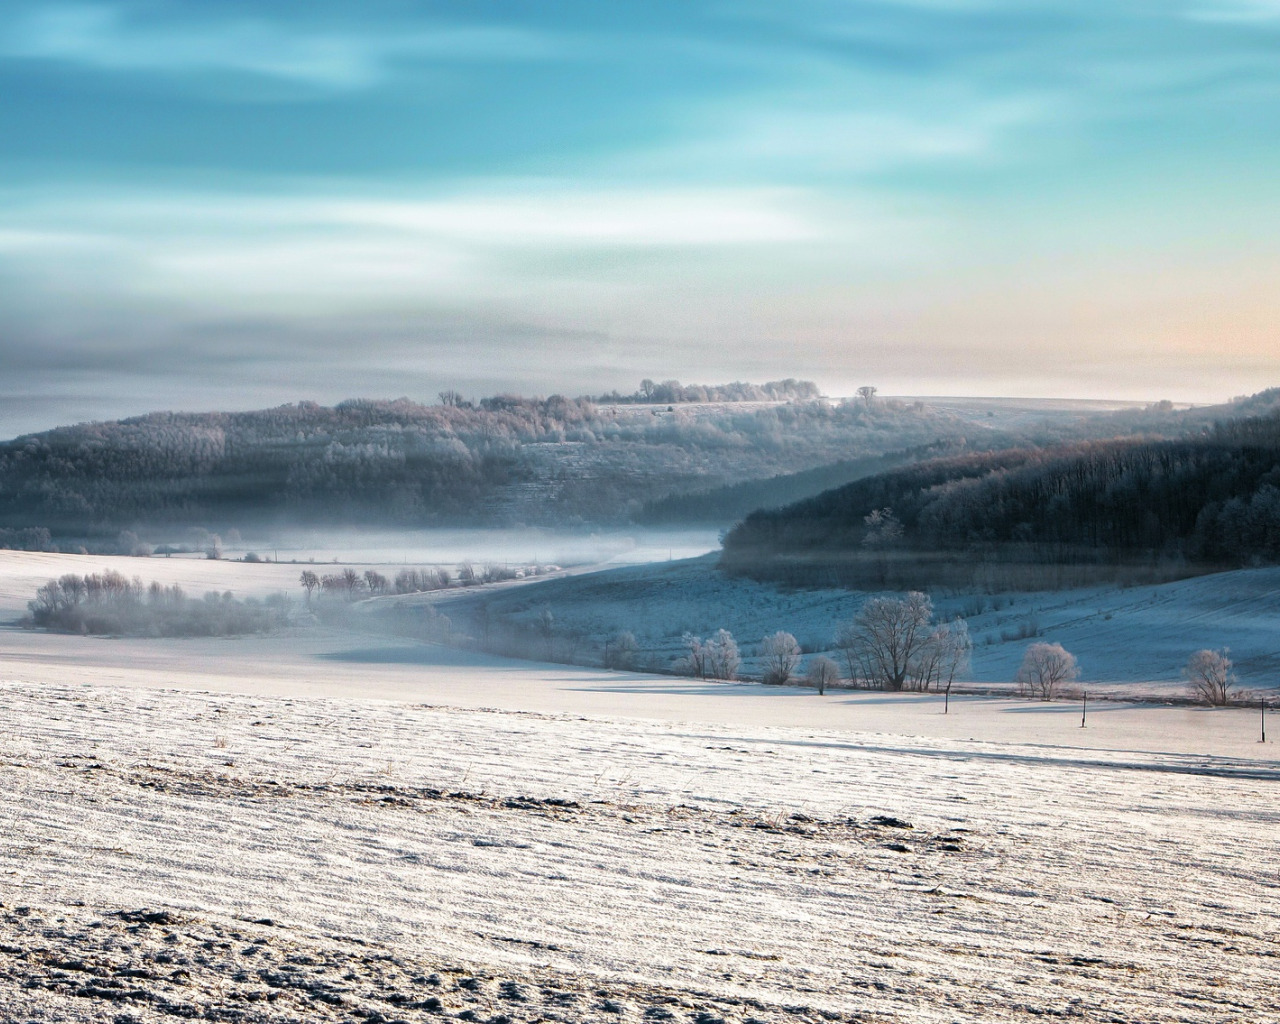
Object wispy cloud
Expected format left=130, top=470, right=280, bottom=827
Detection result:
left=0, top=3, right=559, bottom=90
left=0, top=181, right=855, bottom=317
left=1185, top=0, right=1280, bottom=22
left=622, top=94, right=1050, bottom=182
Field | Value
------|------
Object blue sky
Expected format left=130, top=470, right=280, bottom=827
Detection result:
left=2, top=1, right=1280, bottom=433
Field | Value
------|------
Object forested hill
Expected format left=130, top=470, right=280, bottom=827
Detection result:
left=720, top=410, right=1280, bottom=589
left=0, top=392, right=991, bottom=540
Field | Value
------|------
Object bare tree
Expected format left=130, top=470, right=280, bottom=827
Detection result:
left=364, top=570, right=389, bottom=595
left=340, top=567, right=364, bottom=601
left=299, top=570, right=319, bottom=606
left=805, top=655, right=841, bottom=695
left=760, top=631, right=801, bottom=685
left=936, top=618, right=972, bottom=692
left=912, top=617, right=971, bottom=691
left=837, top=592, right=934, bottom=691
left=1185, top=648, right=1236, bottom=705
left=1016, top=642, right=1079, bottom=700
left=833, top=620, right=864, bottom=686
left=856, top=385, right=877, bottom=405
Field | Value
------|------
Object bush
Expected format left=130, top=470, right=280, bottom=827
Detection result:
left=22, top=572, right=291, bottom=637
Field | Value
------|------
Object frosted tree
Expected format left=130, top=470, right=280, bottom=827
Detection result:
left=913, top=617, right=972, bottom=692
left=706, top=629, right=741, bottom=680
left=861, top=507, right=903, bottom=583
left=836, top=591, right=934, bottom=691
left=680, top=630, right=739, bottom=679
left=1185, top=648, right=1236, bottom=706
left=1015, top=642, right=1079, bottom=700
left=681, top=632, right=708, bottom=678
left=805, top=655, right=841, bottom=695
left=760, top=631, right=801, bottom=685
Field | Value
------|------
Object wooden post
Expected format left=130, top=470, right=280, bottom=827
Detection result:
left=1080, top=690, right=1087, bottom=728
left=1262, top=699, right=1267, bottom=744
left=944, top=679, right=952, bottom=715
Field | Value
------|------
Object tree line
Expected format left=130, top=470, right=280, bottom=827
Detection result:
left=722, top=410, right=1280, bottom=588
left=592, top=378, right=821, bottom=405
left=0, top=388, right=982, bottom=540
left=21, top=571, right=291, bottom=636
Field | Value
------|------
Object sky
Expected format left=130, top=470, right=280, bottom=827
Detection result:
left=2, top=0, right=1280, bottom=435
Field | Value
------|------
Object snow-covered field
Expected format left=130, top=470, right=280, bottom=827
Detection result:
left=1, top=550, right=1278, bottom=1021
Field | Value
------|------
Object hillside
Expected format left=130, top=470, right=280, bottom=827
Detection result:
left=636, top=447, right=939, bottom=526
left=411, top=554, right=1280, bottom=692
left=3, top=386, right=1268, bottom=548
left=721, top=407, right=1280, bottom=589
left=643, top=391, right=1280, bottom=528
left=0, top=389, right=1043, bottom=544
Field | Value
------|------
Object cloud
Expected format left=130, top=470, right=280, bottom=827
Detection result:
left=0, top=3, right=559, bottom=90
left=0, top=180, right=894, bottom=341
left=0, top=175, right=932, bottom=436
left=1185, top=0, right=1280, bottom=22
left=622, top=96, right=1050, bottom=182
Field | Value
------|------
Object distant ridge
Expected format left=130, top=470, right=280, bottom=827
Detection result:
left=0, top=389, right=980, bottom=541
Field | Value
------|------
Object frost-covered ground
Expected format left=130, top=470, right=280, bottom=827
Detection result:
left=3, top=681, right=1278, bottom=1023
left=420, top=557, right=1280, bottom=695
left=2, top=550, right=1279, bottom=1022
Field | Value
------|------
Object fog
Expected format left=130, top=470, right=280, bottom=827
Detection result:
left=212, top=526, right=721, bottom=569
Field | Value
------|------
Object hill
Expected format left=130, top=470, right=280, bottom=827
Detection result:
left=0, top=389, right=990, bottom=544
left=721, top=408, right=1280, bottom=589
left=639, top=392, right=1280, bottom=528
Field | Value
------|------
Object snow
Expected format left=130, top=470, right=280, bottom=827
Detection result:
left=1, top=550, right=1278, bottom=1021
left=421, top=555, right=1280, bottom=694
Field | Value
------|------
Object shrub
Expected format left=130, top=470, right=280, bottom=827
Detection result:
left=22, top=572, right=291, bottom=637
